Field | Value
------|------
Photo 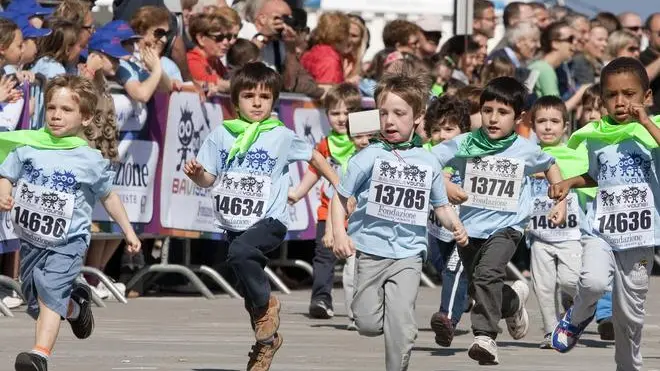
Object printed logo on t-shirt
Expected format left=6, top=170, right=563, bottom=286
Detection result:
left=598, top=152, right=652, bottom=182
left=218, top=148, right=278, bottom=175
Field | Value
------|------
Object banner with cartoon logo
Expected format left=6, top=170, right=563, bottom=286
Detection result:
left=160, top=92, right=221, bottom=232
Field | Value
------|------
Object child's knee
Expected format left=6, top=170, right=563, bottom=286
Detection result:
left=579, top=271, right=609, bottom=296
left=355, top=315, right=383, bottom=337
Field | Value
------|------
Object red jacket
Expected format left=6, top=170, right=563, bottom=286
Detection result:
left=300, top=44, right=344, bottom=84
left=187, top=47, right=226, bottom=84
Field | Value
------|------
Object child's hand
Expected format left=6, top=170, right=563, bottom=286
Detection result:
left=0, top=194, right=13, bottom=211
left=183, top=159, right=204, bottom=178
left=124, top=232, right=142, bottom=255
left=287, top=189, right=300, bottom=204
left=322, top=231, right=334, bottom=249
left=548, top=201, right=567, bottom=226
left=447, top=182, right=468, bottom=205
left=548, top=180, right=571, bottom=201
left=142, top=46, right=161, bottom=72
left=629, top=103, right=652, bottom=126
left=0, top=75, right=21, bottom=103
left=453, top=224, right=469, bottom=247
left=16, top=71, right=35, bottom=84
left=347, top=196, right=357, bottom=215
left=332, top=234, right=355, bottom=259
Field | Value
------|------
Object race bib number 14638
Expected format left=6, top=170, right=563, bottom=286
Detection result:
left=366, top=158, right=432, bottom=226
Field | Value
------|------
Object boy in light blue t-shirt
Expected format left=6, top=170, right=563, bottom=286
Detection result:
left=432, top=77, right=567, bottom=366
left=549, top=57, right=660, bottom=371
left=330, top=73, right=468, bottom=371
left=184, top=62, right=338, bottom=371
left=0, top=75, right=140, bottom=371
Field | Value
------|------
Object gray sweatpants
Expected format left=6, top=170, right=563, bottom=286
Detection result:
left=530, top=239, right=582, bottom=335
left=351, top=252, right=422, bottom=371
left=570, top=235, right=654, bottom=371
left=342, top=254, right=356, bottom=320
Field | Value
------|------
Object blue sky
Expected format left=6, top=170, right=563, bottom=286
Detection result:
left=560, top=0, right=656, bottom=20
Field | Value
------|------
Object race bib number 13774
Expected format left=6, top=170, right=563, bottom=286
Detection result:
left=462, top=156, right=524, bottom=212
left=366, top=158, right=432, bottom=226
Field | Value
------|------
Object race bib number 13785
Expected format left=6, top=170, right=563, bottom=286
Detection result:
left=366, top=158, right=432, bottom=226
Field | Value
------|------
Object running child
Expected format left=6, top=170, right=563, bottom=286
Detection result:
left=431, top=76, right=567, bottom=366
left=0, top=75, right=140, bottom=371
left=549, top=57, right=660, bottom=371
left=184, top=62, right=338, bottom=371
left=330, top=72, right=468, bottom=371
left=287, top=83, right=360, bottom=320
left=423, top=95, right=473, bottom=348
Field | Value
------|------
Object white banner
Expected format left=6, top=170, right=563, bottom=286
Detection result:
left=113, top=94, right=148, bottom=132
left=159, top=92, right=220, bottom=232
left=92, top=140, right=159, bottom=223
left=320, top=0, right=453, bottom=14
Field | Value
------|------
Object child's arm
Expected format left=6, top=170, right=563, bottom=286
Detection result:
left=631, top=103, right=660, bottom=146
left=288, top=170, right=321, bottom=204
left=100, top=191, right=141, bottom=254
left=544, top=163, right=567, bottom=225
left=0, top=178, right=14, bottom=211
left=331, top=192, right=355, bottom=259
left=434, top=204, right=469, bottom=247
left=322, top=197, right=335, bottom=249
left=548, top=173, right=597, bottom=201
left=445, top=178, right=468, bottom=205
left=308, top=150, right=340, bottom=187
left=183, top=159, right=217, bottom=188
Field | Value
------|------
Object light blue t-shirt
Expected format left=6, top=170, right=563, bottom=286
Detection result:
left=0, top=146, right=114, bottom=255
left=196, top=125, right=313, bottom=231
left=585, top=138, right=660, bottom=249
left=432, top=133, right=555, bottom=239
left=337, top=143, right=449, bottom=260
left=117, top=57, right=183, bottom=86
left=30, top=57, right=67, bottom=129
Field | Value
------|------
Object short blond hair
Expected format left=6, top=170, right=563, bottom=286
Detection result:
left=375, top=73, right=429, bottom=119
left=607, top=30, right=638, bottom=59
left=313, top=11, right=350, bottom=47
left=45, top=75, right=98, bottom=120
left=208, top=6, right=242, bottom=28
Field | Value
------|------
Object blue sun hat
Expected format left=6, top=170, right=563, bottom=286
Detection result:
left=6, top=0, right=54, bottom=18
left=97, top=20, right=141, bottom=42
left=82, top=29, right=131, bottom=60
left=0, top=12, right=51, bottom=39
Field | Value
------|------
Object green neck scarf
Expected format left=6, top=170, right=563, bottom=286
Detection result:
left=431, top=84, right=444, bottom=97
left=567, top=115, right=660, bottom=150
left=422, top=141, right=433, bottom=152
left=224, top=117, right=284, bottom=164
left=0, top=128, right=88, bottom=163
left=370, top=133, right=424, bottom=151
left=543, top=143, right=596, bottom=208
left=455, top=128, right=518, bottom=158
left=327, top=131, right=355, bottom=170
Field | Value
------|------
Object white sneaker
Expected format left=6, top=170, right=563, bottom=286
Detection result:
left=1, top=291, right=23, bottom=309
left=468, top=335, right=499, bottom=365
left=91, top=283, right=110, bottom=300
left=112, top=282, right=127, bottom=297
left=506, top=280, right=530, bottom=340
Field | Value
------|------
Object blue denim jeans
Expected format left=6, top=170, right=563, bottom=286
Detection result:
left=596, top=291, right=612, bottom=322
left=428, top=236, right=469, bottom=326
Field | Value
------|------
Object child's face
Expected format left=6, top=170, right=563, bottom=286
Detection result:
left=533, top=107, right=565, bottom=146
left=327, top=100, right=349, bottom=134
left=99, top=53, right=120, bottom=77
left=1, top=30, right=23, bottom=65
left=21, top=39, right=37, bottom=65
left=434, top=64, right=453, bottom=85
left=430, top=121, right=461, bottom=144
left=579, top=105, right=602, bottom=126
left=601, top=72, right=652, bottom=124
left=480, top=100, right=517, bottom=139
left=351, top=134, right=371, bottom=150
left=238, top=85, right=274, bottom=122
left=378, top=92, right=420, bottom=143
left=46, top=87, right=91, bottom=137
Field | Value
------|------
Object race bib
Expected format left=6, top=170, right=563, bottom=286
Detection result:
left=428, top=205, right=459, bottom=242
left=463, top=156, right=524, bottom=212
left=212, top=172, right=271, bottom=231
left=11, top=180, right=74, bottom=248
left=595, top=184, right=655, bottom=249
left=529, top=193, right=581, bottom=242
left=366, top=158, right=432, bottom=226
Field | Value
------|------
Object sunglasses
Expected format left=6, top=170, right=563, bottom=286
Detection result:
left=556, top=35, right=575, bottom=43
left=627, top=46, right=640, bottom=52
left=82, top=24, right=95, bottom=32
left=206, top=33, right=238, bottom=42
left=153, top=28, right=170, bottom=40
left=625, top=26, right=642, bottom=32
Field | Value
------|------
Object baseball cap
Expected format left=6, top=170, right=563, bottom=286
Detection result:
left=0, top=12, right=51, bottom=39
left=86, top=35, right=131, bottom=59
left=98, top=20, right=140, bottom=42
left=6, top=1, right=54, bottom=18
left=416, top=15, right=443, bottom=32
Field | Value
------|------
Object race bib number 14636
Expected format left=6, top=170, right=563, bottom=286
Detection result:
left=366, top=159, right=432, bottom=226
left=462, top=156, right=524, bottom=212
left=595, top=184, right=654, bottom=250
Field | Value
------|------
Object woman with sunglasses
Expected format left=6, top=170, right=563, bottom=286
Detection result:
left=186, top=12, right=235, bottom=94
left=116, top=6, right=182, bottom=103
left=529, top=21, right=590, bottom=110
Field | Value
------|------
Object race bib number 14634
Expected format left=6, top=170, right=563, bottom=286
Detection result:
left=462, top=156, right=524, bottom=212
left=212, top=172, right=270, bottom=231
left=366, top=158, right=432, bottom=226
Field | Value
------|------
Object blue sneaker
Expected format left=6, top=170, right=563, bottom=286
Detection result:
left=551, top=307, right=593, bottom=353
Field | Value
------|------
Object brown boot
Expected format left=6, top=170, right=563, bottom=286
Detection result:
left=247, top=333, right=284, bottom=371
left=253, top=295, right=281, bottom=342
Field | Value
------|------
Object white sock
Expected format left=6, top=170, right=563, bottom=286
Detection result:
left=30, top=348, right=49, bottom=360
left=67, top=300, right=81, bottom=320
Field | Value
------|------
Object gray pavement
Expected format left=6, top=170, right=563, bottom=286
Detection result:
left=2, top=279, right=660, bottom=371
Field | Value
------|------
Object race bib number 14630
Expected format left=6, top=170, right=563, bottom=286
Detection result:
left=366, top=158, right=432, bottom=226
left=462, top=156, right=524, bottom=212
